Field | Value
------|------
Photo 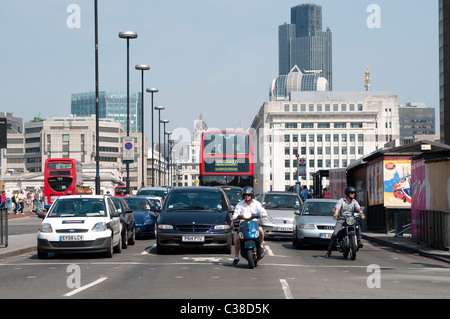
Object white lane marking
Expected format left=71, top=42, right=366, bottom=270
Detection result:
left=63, top=277, right=108, bottom=297
left=279, top=279, right=294, bottom=299
left=264, top=245, right=274, bottom=256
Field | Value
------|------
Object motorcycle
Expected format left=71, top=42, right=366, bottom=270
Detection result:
left=237, top=211, right=264, bottom=269
left=335, top=207, right=365, bottom=261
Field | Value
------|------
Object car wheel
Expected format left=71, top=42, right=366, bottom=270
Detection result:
left=114, top=235, right=122, bottom=254
left=122, top=227, right=128, bottom=249
left=37, top=248, right=47, bottom=259
left=128, top=227, right=136, bottom=245
left=105, top=237, right=113, bottom=258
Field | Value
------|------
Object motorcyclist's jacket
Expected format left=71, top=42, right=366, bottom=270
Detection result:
left=335, top=198, right=361, bottom=219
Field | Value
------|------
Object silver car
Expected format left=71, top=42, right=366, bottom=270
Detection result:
left=293, top=199, right=338, bottom=249
left=260, top=192, right=303, bottom=238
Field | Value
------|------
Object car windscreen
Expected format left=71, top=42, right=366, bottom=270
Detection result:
left=165, top=191, right=224, bottom=212
left=47, top=198, right=106, bottom=217
left=123, top=198, right=151, bottom=211
left=263, top=194, right=300, bottom=209
left=302, top=201, right=337, bottom=216
left=136, top=189, right=168, bottom=199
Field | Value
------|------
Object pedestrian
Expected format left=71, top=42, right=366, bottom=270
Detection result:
left=18, top=190, right=26, bottom=214
left=301, top=186, right=308, bottom=201
left=322, top=187, right=330, bottom=199
left=0, top=191, right=6, bottom=209
left=35, top=188, right=43, bottom=214
left=5, top=189, right=13, bottom=212
left=13, top=191, right=20, bottom=214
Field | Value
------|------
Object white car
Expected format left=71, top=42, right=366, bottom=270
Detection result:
left=37, top=195, right=122, bottom=259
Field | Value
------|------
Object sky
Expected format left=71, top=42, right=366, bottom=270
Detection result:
left=1, top=0, right=440, bottom=141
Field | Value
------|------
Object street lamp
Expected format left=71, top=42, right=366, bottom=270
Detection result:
left=165, top=131, right=172, bottom=186
left=161, top=119, right=169, bottom=186
left=154, top=106, right=165, bottom=185
left=136, top=64, right=150, bottom=188
left=168, top=139, right=174, bottom=187
left=94, top=0, right=100, bottom=194
left=146, top=88, right=158, bottom=187
left=118, top=31, right=138, bottom=195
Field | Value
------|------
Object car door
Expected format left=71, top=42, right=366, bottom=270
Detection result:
left=106, top=198, right=121, bottom=244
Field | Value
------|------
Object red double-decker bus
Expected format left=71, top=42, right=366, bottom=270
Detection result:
left=199, top=130, right=254, bottom=188
left=44, top=158, right=83, bottom=209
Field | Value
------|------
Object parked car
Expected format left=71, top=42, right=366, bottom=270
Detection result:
left=156, top=186, right=233, bottom=254
left=293, top=199, right=338, bottom=249
left=110, top=196, right=136, bottom=249
left=136, top=186, right=171, bottom=201
left=260, top=191, right=303, bottom=238
left=123, top=196, right=157, bottom=238
left=37, top=195, right=122, bottom=258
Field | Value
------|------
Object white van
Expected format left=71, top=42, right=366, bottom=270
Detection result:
left=37, top=195, right=122, bottom=258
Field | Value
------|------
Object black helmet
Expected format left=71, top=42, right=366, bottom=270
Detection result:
left=241, top=186, right=254, bottom=199
left=345, top=186, right=356, bottom=197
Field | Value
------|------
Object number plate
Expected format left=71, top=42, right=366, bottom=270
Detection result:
left=182, top=235, right=205, bottom=242
left=276, top=227, right=293, bottom=232
left=59, top=235, right=84, bottom=241
left=320, top=233, right=331, bottom=239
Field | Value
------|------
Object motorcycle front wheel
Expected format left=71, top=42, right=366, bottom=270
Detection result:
left=246, top=249, right=256, bottom=269
left=349, top=235, right=357, bottom=260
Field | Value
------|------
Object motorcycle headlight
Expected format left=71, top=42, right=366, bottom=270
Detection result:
left=346, top=217, right=355, bottom=226
left=242, top=211, right=253, bottom=220
left=92, top=222, right=107, bottom=232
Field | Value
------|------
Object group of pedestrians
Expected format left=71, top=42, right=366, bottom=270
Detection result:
left=0, top=188, right=44, bottom=215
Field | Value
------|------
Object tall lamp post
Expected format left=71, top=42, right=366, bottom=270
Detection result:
left=165, top=131, right=172, bottom=186
left=161, top=119, right=169, bottom=186
left=168, top=139, right=174, bottom=187
left=135, top=64, right=150, bottom=188
left=154, top=106, right=165, bottom=185
left=118, top=31, right=138, bottom=195
left=94, top=0, right=100, bottom=194
left=146, top=88, right=158, bottom=187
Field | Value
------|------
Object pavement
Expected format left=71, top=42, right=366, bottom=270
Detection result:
left=0, top=212, right=449, bottom=263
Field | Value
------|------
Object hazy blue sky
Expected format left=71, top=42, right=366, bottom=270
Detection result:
left=1, top=0, right=439, bottom=139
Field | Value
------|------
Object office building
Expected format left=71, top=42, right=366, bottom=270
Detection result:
left=71, top=91, right=143, bottom=134
left=399, top=102, right=435, bottom=144
left=279, top=4, right=332, bottom=89
left=251, top=91, right=399, bottom=194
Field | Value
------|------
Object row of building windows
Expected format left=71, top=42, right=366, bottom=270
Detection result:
left=284, top=103, right=364, bottom=112
left=284, top=158, right=352, bottom=172
left=285, top=122, right=364, bottom=129
left=285, top=145, right=364, bottom=156
left=283, top=134, right=364, bottom=143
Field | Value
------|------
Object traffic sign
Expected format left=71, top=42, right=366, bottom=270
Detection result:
left=123, top=137, right=135, bottom=161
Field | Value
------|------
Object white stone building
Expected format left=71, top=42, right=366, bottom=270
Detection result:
left=250, top=91, right=400, bottom=194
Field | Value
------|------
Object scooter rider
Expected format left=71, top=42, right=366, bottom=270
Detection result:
left=326, top=186, right=365, bottom=258
left=232, top=186, right=267, bottom=265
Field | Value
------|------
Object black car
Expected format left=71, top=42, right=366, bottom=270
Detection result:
left=156, top=187, right=233, bottom=254
left=110, top=196, right=136, bottom=249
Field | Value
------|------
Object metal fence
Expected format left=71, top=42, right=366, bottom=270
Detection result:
left=0, top=208, right=8, bottom=247
left=415, top=210, right=450, bottom=250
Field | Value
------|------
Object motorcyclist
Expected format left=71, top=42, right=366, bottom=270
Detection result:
left=326, top=186, right=365, bottom=258
left=232, top=186, right=267, bottom=265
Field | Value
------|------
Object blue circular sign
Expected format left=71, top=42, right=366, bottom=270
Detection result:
left=125, top=142, right=133, bottom=150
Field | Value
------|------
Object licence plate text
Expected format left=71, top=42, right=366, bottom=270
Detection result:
left=182, top=235, right=205, bottom=242
left=59, top=235, right=84, bottom=241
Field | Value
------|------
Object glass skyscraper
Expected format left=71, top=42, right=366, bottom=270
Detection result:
left=279, top=4, right=332, bottom=90
left=71, top=91, right=142, bottom=133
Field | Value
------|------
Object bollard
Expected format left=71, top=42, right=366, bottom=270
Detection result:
left=0, top=208, right=8, bottom=247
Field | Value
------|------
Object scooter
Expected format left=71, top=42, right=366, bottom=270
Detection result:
left=335, top=207, right=365, bottom=261
left=237, top=211, right=264, bottom=269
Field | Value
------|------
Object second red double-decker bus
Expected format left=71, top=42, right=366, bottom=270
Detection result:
left=44, top=158, right=83, bottom=209
left=199, top=130, right=254, bottom=188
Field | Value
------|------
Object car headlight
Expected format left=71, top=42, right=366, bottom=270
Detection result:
left=40, top=223, right=53, bottom=233
left=158, top=224, right=173, bottom=230
left=92, top=222, right=107, bottom=232
left=214, top=224, right=230, bottom=230
left=300, top=224, right=315, bottom=229
left=260, top=216, right=275, bottom=226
